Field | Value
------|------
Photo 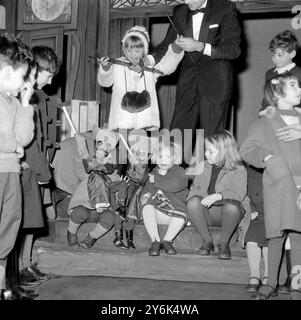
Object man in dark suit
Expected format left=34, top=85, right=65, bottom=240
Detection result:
left=148, top=0, right=241, bottom=162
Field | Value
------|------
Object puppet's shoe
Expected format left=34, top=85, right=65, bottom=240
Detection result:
left=161, top=241, right=177, bottom=255
left=217, top=242, right=231, bottom=260
left=197, top=240, right=214, bottom=256
left=80, top=234, right=98, bottom=249
left=252, top=285, right=278, bottom=300
left=67, top=231, right=78, bottom=247
left=113, top=237, right=129, bottom=250
left=125, top=230, right=136, bottom=249
left=148, top=241, right=160, bottom=256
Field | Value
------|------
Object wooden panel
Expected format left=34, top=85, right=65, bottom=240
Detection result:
left=59, top=100, right=100, bottom=141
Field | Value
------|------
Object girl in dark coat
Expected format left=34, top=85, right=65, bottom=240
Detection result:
left=240, top=72, right=301, bottom=300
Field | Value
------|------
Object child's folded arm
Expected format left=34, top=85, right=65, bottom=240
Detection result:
left=0, top=132, right=17, bottom=153
left=239, top=121, right=272, bottom=168
left=14, top=103, right=34, bottom=147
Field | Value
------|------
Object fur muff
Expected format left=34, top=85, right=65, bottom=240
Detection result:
left=121, top=90, right=151, bottom=113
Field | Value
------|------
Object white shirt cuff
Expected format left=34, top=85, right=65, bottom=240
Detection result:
left=203, top=44, right=211, bottom=56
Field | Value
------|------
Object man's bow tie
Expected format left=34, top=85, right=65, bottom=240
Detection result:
left=191, top=7, right=207, bottom=15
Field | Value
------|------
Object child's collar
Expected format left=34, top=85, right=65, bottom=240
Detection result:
left=259, top=106, right=299, bottom=119
left=275, top=62, right=296, bottom=74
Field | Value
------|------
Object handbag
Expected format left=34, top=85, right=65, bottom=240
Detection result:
left=121, top=68, right=151, bottom=113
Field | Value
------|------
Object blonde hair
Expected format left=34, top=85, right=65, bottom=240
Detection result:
left=151, top=138, right=182, bottom=166
left=205, top=130, right=242, bottom=170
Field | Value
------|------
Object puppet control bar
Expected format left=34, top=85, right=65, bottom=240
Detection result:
left=59, top=103, right=135, bottom=159
left=89, top=56, right=164, bottom=75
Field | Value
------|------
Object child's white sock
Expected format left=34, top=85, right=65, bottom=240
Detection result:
left=246, top=242, right=261, bottom=283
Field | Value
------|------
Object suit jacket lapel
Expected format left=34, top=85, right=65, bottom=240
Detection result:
left=185, top=6, right=193, bottom=38
left=198, top=0, right=212, bottom=43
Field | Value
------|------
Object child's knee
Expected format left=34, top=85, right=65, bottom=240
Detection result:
left=187, top=196, right=201, bottom=211
left=98, top=209, right=115, bottom=230
left=71, top=206, right=90, bottom=224
left=142, top=204, right=155, bottom=215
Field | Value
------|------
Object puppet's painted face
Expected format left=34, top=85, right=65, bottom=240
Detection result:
left=130, top=146, right=148, bottom=164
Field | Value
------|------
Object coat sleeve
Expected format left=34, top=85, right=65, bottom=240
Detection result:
left=210, top=3, right=241, bottom=60
left=14, top=100, right=34, bottom=148
left=220, top=167, right=247, bottom=202
left=151, top=6, right=181, bottom=64
left=24, top=139, right=52, bottom=183
left=155, top=44, right=184, bottom=76
left=0, top=133, right=17, bottom=153
left=187, top=164, right=210, bottom=200
left=239, top=120, right=272, bottom=169
left=97, top=64, right=115, bottom=88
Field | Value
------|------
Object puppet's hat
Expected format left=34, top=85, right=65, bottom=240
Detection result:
left=122, top=25, right=150, bottom=55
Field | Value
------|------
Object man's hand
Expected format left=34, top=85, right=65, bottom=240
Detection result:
left=175, top=36, right=205, bottom=52
left=201, top=193, right=222, bottom=208
left=276, top=124, right=301, bottom=142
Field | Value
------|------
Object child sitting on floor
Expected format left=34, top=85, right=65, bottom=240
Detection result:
left=141, top=136, right=188, bottom=256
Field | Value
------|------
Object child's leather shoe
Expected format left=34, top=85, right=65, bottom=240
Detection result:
left=148, top=241, right=160, bottom=256
left=67, top=231, right=78, bottom=247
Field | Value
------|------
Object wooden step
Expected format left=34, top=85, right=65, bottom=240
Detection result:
left=40, top=218, right=244, bottom=253
left=34, top=240, right=250, bottom=284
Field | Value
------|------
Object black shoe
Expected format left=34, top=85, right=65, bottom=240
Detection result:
left=1, top=288, right=33, bottom=300
left=19, top=267, right=41, bottom=287
left=197, top=240, right=214, bottom=256
left=67, top=231, right=78, bottom=247
left=80, top=234, right=98, bottom=249
left=13, top=285, right=39, bottom=299
left=217, top=242, right=231, bottom=260
left=125, top=230, right=136, bottom=249
left=28, top=263, right=51, bottom=282
left=161, top=241, right=177, bottom=255
left=278, top=277, right=292, bottom=294
left=113, top=229, right=129, bottom=250
left=148, top=241, right=160, bottom=256
left=252, top=284, right=278, bottom=300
